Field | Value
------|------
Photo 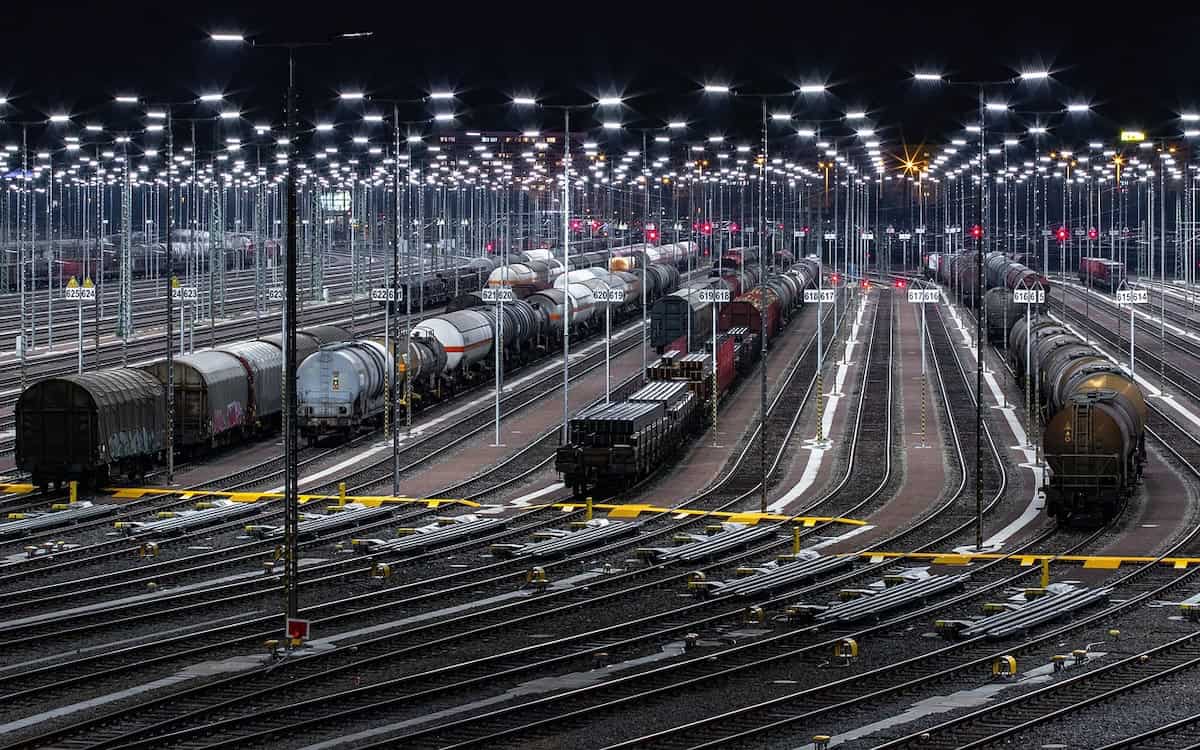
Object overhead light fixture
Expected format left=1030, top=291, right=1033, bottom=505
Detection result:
left=985, top=102, right=1008, bottom=112
left=1020, top=70, right=1050, bottom=80
left=597, top=96, right=623, bottom=106
left=210, top=33, right=245, bottom=42
left=433, top=113, right=454, bottom=122
left=316, top=122, right=335, bottom=131
left=429, top=91, right=455, bottom=100
left=602, top=121, right=621, bottom=130
left=798, top=84, right=825, bottom=94
left=913, top=72, right=942, bottom=81
left=115, top=95, right=138, bottom=104
left=199, top=93, right=223, bottom=102
left=703, top=84, right=730, bottom=94
left=49, top=114, right=70, bottom=123
left=363, top=114, right=384, bottom=123
left=512, top=96, right=537, bottom=106
left=219, top=111, right=239, bottom=120
left=1067, top=103, right=1090, bottom=113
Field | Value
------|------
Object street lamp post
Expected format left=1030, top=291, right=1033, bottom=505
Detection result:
left=216, top=29, right=372, bottom=640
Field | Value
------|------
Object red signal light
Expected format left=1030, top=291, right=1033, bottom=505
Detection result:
left=570, top=219, right=582, bottom=232
left=485, top=241, right=495, bottom=253
left=645, top=229, right=660, bottom=243
left=1055, top=226, right=1069, bottom=243
left=896, top=279, right=906, bottom=289
left=701, top=222, right=713, bottom=235
left=969, top=224, right=983, bottom=240
left=861, top=280, right=870, bottom=289
left=1087, top=227, right=1098, bottom=240
left=590, top=219, right=601, bottom=232
left=729, top=221, right=740, bottom=233
left=801, top=225, right=810, bottom=235
left=831, top=273, right=839, bottom=283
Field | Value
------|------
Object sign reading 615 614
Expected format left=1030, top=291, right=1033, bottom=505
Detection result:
left=1116, top=289, right=1149, bottom=305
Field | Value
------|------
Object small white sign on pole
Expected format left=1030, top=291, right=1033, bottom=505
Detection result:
left=898, top=233, right=913, bottom=240
left=823, top=232, right=837, bottom=240
left=697, top=288, right=732, bottom=304
left=915, top=227, right=927, bottom=235
left=64, top=287, right=97, bottom=301
left=804, top=289, right=837, bottom=304
left=480, top=287, right=515, bottom=303
left=371, top=287, right=403, bottom=303
left=594, top=289, right=626, bottom=303
left=171, top=286, right=198, bottom=301
left=268, top=287, right=285, bottom=303
left=1116, top=289, right=1149, bottom=305
left=907, top=289, right=939, bottom=304
left=860, top=232, right=875, bottom=241
left=1012, top=289, right=1045, bottom=305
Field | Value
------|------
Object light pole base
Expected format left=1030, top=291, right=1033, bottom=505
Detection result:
left=804, top=438, right=832, bottom=450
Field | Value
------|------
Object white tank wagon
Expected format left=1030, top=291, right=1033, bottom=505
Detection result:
left=296, top=340, right=393, bottom=442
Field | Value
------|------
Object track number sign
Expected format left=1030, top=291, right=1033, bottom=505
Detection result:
left=268, top=287, right=284, bottom=303
left=1012, top=289, right=1045, bottom=304
left=697, top=289, right=731, bottom=304
left=805, top=289, right=837, bottom=304
left=1116, top=289, right=1149, bottom=305
left=372, top=287, right=403, bottom=302
left=593, top=288, right=625, bottom=303
left=907, top=289, right=939, bottom=304
left=171, top=286, right=198, bottom=301
left=64, top=286, right=96, bottom=301
left=480, top=288, right=515, bottom=303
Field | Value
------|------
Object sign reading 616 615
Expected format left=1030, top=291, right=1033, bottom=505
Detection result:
left=1116, top=289, right=1149, bottom=305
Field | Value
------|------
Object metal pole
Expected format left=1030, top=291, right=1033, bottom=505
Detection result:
left=975, top=87, right=985, bottom=551
left=392, top=104, right=401, bottom=495
left=759, top=98, right=769, bottom=513
left=283, top=51, right=300, bottom=629
left=561, top=109, right=571, bottom=443
left=165, top=108, right=175, bottom=484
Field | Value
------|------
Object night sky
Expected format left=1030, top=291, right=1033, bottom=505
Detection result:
left=3, top=2, right=1198, bottom=150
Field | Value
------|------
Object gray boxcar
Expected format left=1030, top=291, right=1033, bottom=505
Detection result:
left=142, top=350, right=250, bottom=450
left=16, top=370, right=166, bottom=486
left=216, top=340, right=283, bottom=427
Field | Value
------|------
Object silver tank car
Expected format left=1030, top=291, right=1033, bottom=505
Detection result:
left=297, top=340, right=393, bottom=441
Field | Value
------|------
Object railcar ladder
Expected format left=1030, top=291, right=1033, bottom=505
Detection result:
left=1072, top=401, right=1094, bottom=469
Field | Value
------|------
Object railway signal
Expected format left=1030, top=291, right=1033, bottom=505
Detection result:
left=1056, top=226, right=1069, bottom=243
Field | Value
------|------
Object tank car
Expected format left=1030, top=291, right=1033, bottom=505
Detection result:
left=1008, top=320, right=1146, bottom=522
left=296, top=340, right=393, bottom=442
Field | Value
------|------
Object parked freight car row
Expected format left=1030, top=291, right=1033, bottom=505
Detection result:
left=557, top=257, right=823, bottom=494
left=15, top=324, right=352, bottom=487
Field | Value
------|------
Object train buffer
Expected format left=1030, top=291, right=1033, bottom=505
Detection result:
left=707, top=555, right=856, bottom=599
left=248, top=505, right=394, bottom=540
left=114, top=500, right=262, bottom=537
left=955, top=585, right=1112, bottom=640
left=811, top=574, right=971, bottom=625
left=638, top=525, right=778, bottom=563
left=493, top=520, right=637, bottom=559
left=0, top=502, right=115, bottom=538
left=357, top=517, right=505, bottom=554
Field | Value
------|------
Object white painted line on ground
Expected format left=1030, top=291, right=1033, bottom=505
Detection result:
left=768, top=298, right=871, bottom=514
left=943, top=293, right=1044, bottom=551
left=805, top=524, right=876, bottom=551
left=509, top=482, right=566, bottom=507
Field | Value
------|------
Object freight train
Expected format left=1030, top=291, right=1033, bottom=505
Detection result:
left=1008, top=319, right=1146, bottom=522
left=557, top=258, right=823, bottom=494
left=1079, top=256, right=1126, bottom=291
left=926, top=251, right=1049, bottom=342
left=15, top=324, right=352, bottom=487
left=293, top=260, right=689, bottom=442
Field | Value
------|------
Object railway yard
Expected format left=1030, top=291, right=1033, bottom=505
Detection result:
left=7, top=21, right=1200, bottom=749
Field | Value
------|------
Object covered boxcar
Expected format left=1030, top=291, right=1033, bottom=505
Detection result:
left=16, top=370, right=166, bottom=486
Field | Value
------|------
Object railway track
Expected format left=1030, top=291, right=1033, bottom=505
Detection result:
left=0, top=289, right=847, bottom=748
left=67, top=290, right=1041, bottom=750
left=0, top=320, right=654, bottom=607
